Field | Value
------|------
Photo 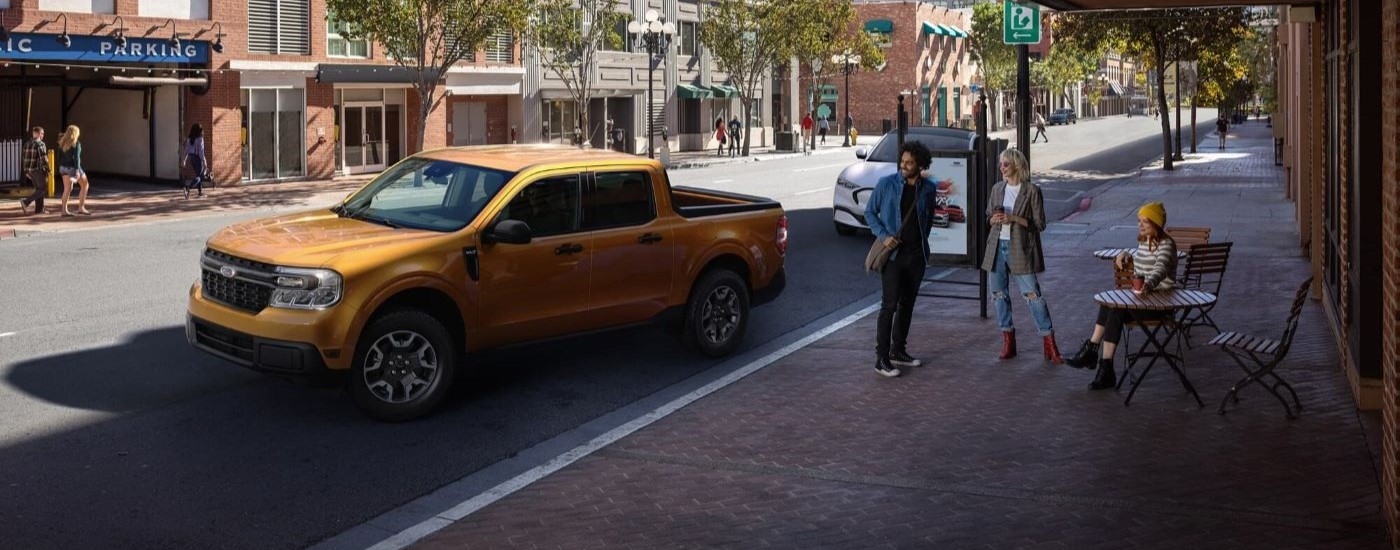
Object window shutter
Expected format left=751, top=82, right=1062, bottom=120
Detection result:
left=485, top=31, right=514, bottom=63
left=279, top=0, right=311, bottom=55
left=248, top=0, right=278, bottom=53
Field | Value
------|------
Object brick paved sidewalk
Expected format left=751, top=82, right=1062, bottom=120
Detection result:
left=406, top=122, right=1388, bottom=549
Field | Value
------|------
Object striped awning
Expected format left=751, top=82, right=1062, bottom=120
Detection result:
left=922, top=21, right=969, bottom=38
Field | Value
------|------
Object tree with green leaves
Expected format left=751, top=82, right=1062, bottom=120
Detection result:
left=1040, top=41, right=1101, bottom=111
left=700, top=0, right=819, bottom=156
left=523, top=0, right=627, bottom=148
left=1058, top=9, right=1203, bottom=170
left=789, top=0, right=883, bottom=149
left=1175, top=8, right=1251, bottom=153
left=968, top=2, right=1015, bottom=129
left=324, top=0, right=530, bottom=153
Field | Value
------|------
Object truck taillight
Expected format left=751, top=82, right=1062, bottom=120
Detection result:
left=776, top=215, right=789, bottom=257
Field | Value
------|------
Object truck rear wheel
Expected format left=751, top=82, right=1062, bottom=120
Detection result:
left=349, top=309, right=457, bottom=422
left=682, top=269, right=750, bottom=358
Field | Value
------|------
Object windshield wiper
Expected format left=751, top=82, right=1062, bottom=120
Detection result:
left=335, top=201, right=400, bottom=228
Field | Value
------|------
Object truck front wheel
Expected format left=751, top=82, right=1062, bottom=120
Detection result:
left=682, top=270, right=751, bottom=357
left=349, top=309, right=458, bottom=422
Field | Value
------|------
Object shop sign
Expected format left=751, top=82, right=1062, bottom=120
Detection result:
left=0, top=32, right=209, bottom=64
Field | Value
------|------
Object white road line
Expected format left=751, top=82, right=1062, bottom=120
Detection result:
left=795, top=188, right=830, bottom=196
left=713, top=179, right=734, bottom=183
left=365, top=269, right=957, bottom=550
left=792, top=163, right=849, bottom=173
left=0, top=332, right=14, bottom=338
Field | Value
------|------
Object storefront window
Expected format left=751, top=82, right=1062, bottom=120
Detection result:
left=541, top=99, right=578, bottom=144
left=243, top=88, right=306, bottom=181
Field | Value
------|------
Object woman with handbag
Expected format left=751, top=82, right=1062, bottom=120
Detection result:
left=980, top=148, right=1063, bottom=363
left=863, top=140, right=938, bottom=378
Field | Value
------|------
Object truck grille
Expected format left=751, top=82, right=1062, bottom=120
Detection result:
left=201, top=249, right=277, bottom=314
left=191, top=318, right=255, bottom=364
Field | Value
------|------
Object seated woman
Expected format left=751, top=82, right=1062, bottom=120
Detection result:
left=1065, top=202, right=1178, bottom=390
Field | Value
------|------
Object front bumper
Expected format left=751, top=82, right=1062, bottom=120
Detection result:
left=187, top=282, right=358, bottom=374
left=187, top=314, right=336, bottom=380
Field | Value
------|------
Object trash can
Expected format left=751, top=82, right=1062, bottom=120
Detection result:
left=775, top=131, right=796, bottom=152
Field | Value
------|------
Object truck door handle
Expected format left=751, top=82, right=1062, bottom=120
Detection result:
left=637, top=233, right=663, bottom=244
left=554, top=243, right=584, bottom=255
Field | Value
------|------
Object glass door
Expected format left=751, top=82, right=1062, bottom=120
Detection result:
left=342, top=103, right=386, bottom=174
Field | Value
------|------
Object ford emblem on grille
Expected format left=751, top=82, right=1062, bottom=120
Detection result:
left=220, top=265, right=237, bottom=278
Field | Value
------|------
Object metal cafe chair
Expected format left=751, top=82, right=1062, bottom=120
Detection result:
left=1210, top=277, right=1313, bottom=419
left=1177, top=242, right=1233, bottom=346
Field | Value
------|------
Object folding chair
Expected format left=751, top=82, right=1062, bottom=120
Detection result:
left=1177, top=242, right=1233, bottom=346
left=1210, top=277, right=1313, bottom=419
left=1166, top=226, right=1211, bottom=252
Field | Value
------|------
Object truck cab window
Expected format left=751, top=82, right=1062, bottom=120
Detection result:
left=585, top=172, right=655, bottom=229
left=502, top=175, right=581, bottom=237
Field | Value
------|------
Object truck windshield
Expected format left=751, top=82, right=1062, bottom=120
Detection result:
left=336, top=158, right=514, bottom=232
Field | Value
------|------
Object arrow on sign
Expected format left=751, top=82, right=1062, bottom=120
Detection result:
left=1014, top=31, right=1034, bottom=39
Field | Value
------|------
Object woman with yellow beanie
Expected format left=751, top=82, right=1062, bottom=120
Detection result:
left=1064, top=201, right=1179, bottom=390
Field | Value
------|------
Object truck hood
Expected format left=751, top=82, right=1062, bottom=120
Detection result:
left=206, top=210, right=442, bottom=267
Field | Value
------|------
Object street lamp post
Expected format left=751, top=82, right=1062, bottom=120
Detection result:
left=628, top=9, right=675, bottom=159
left=833, top=52, right=860, bottom=147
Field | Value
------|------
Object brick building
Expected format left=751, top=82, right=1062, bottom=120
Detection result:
left=522, top=0, right=774, bottom=155
left=0, top=0, right=523, bottom=186
left=808, top=1, right=975, bottom=138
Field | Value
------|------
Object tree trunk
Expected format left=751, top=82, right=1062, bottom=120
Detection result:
left=1153, top=49, right=1173, bottom=171
left=1190, top=102, right=1198, bottom=154
left=415, top=83, right=435, bottom=155
left=741, top=97, right=752, bottom=157
left=575, top=98, right=591, bottom=149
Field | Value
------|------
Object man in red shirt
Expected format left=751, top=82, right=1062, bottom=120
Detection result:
left=801, top=112, right=814, bottom=152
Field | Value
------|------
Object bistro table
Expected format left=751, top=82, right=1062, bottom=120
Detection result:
left=1093, top=247, right=1189, bottom=260
left=1092, top=288, right=1218, bottom=407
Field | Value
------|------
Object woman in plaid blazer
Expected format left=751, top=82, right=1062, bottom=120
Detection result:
left=980, top=148, right=1064, bottom=364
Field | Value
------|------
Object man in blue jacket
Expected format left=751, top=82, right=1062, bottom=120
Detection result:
left=864, top=140, right=938, bottom=377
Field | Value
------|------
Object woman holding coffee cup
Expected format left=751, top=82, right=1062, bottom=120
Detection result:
left=1064, top=201, right=1179, bottom=390
left=979, top=148, right=1064, bottom=364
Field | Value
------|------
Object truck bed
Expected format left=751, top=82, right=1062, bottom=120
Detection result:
left=670, top=186, right=783, bottom=218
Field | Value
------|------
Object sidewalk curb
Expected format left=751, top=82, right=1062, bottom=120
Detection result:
left=0, top=227, right=14, bottom=240
left=666, top=146, right=857, bottom=170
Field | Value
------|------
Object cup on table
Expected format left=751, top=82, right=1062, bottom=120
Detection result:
left=1132, top=275, right=1145, bottom=292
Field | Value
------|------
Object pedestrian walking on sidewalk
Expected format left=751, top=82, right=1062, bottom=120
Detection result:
left=57, top=125, right=92, bottom=216
left=801, top=112, right=814, bottom=151
left=181, top=123, right=208, bottom=199
left=727, top=115, right=741, bottom=157
left=18, top=126, right=48, bottom=215
left=1032, top=112, right=1049, bottom=143
left=1064, top=202, right=1178, bottom=390
left=1216, top=117, right=1228, bottom=149
left=864, top=140, right=938, bottom=378
left=818, top=116, right=830, bottom=144
left=980, top=148, right=1063, bottom=364
left=714, top=117, right=726, bottom=157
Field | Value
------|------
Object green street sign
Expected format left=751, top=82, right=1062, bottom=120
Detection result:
left=1003, top=1, right=1041, bottom=45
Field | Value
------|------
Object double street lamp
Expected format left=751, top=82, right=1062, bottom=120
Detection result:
left=832, top=52, right=860, bottom=147
left=628, top=9, right=675, bottom=159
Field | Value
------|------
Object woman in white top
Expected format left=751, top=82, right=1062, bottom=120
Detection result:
left=979, top=148, right=1062, bottom=363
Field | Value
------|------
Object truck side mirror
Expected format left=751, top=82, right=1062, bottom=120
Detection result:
left=855, top=146, right=870, bottom=160
left=486, top=219, right=532, bottom=245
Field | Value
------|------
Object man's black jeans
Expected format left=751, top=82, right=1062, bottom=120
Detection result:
left=24, top=170, right=46, bottom=212
left=876, top=251, right=926, bottom=357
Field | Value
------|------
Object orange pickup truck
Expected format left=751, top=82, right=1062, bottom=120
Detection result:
left=186, top=146, right=787, bottom=421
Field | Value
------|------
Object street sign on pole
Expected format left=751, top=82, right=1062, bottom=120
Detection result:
left=1003, top=1, right=1041, bottom=45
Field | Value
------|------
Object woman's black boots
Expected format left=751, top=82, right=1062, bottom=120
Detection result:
left=1088, top=358, right=1117, bottom=391
left=1065, top=339, right=1099, bottom=369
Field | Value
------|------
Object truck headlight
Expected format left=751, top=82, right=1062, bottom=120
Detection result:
left=269, top=267, right=343, bottom=310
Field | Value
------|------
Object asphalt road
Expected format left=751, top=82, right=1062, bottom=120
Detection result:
left=0, top=112, right=1214, bottom=549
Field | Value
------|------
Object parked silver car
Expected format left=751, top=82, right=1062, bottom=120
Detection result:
left=832, top=127, right=978, bottom=235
